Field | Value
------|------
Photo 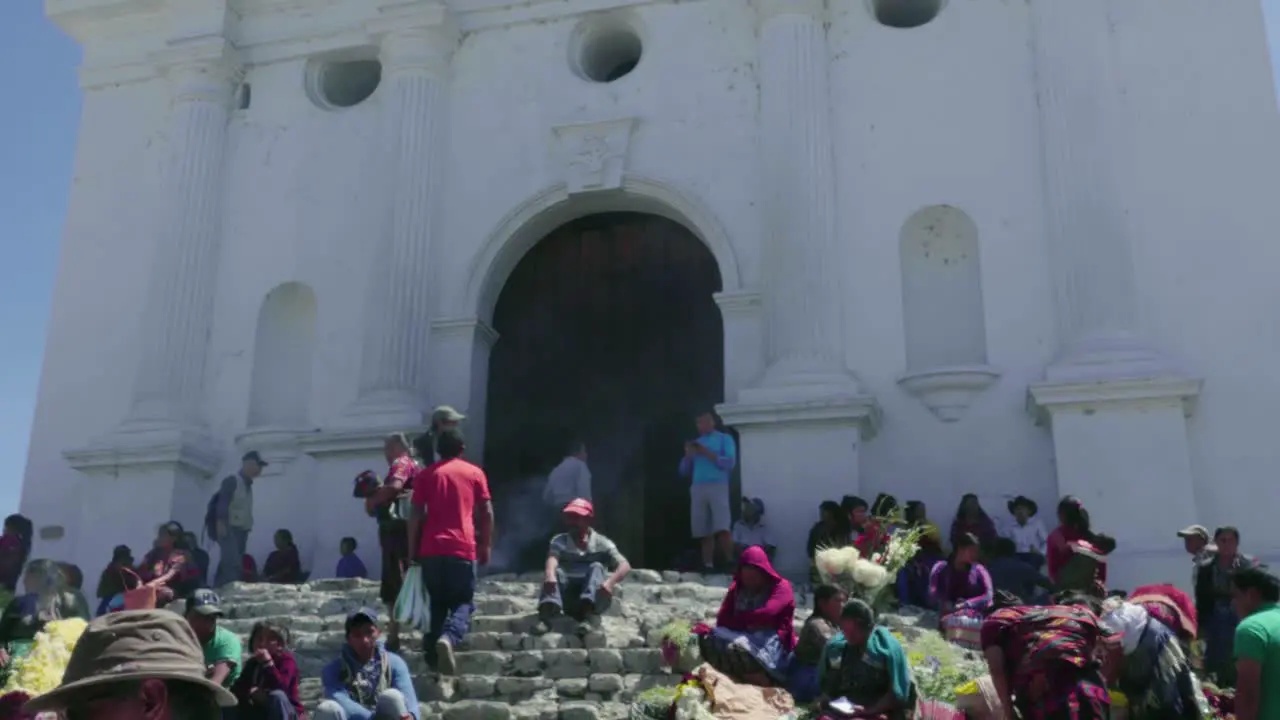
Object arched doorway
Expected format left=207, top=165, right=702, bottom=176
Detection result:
left=484, top=212, right=726, bottom=570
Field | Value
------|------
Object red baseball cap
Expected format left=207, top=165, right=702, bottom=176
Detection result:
left=562, top=498, right=594, bottom=517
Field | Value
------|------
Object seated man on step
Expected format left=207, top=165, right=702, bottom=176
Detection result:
left=536, top=498, right=632, bottom=634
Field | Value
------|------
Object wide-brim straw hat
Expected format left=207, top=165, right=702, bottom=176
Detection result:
left=24, top=610, right=237, bottom=713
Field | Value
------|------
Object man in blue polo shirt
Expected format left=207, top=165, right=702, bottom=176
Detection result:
left=678, top=410, right=737, bottom=572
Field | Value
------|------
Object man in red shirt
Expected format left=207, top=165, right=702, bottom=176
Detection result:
left=407, top=428, right=494, bottom=675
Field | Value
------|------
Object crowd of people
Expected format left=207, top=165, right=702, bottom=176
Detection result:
left=6, top=404, right=1280, bottom=720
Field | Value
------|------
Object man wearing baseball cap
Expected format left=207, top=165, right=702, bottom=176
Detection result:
left=212, top=450, right=267, bottom=587
left=184, top=589, right=243, bottom=690
left=316, top=608, right=420, bottom=720
left=414, top=405, right=465, bottom=463
left=537, top=498, right=631, bottom=635
left=23, top=610, right=238, bottom=718
left=1177, top=524, right=1216, bottom=587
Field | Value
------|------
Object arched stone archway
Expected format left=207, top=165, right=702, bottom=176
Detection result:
left=461, top=176, right=744, bottom=324
left=481, top=211, right=733, bottom=571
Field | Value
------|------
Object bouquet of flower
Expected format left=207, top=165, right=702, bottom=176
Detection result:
left=657, top=620, right=701, bottom=672
left=816, top=516, right=926, bottom=609
left=895, top=630, right=988, bottom=702
left=2, top=618, right=89, bottom=698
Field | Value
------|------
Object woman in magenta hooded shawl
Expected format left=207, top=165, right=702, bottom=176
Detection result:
left=695, top=546, right=796, bottom=685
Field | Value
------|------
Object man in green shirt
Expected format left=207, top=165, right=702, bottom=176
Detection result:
left=185, top=588, right=242, bottom=688
left=1233, top=566, right=1280, bottom=720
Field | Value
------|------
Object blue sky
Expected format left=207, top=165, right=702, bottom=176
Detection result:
left=2, top=3, right=1280, bottom=517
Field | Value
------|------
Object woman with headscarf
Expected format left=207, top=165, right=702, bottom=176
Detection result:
left=1128, top=584, right=1198, bottom=651
left=695, top=546, right=796, bottom=685
left=950, top=494, right=998, bottom=550
left=818, top=598, right=918, bottom=719
left=979, top=593, right=1113, bottom=720
left=1097, top=595, right=1205, bottom=720
left=1046, top=497, right=1115, bottom=596
left=929, top=532, right=994, bottom=650
left=0, top=559, right=89, bottom=682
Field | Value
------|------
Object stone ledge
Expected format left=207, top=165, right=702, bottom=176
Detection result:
left=897, top=364, right=1001, bottom=422
left=297, top=426, right=410, bottom=459
left=63, top=423, right=222, bottom=478
left=718, top=394, right=882, bottom=439
left=1026, top=375, right=1203, bottom=426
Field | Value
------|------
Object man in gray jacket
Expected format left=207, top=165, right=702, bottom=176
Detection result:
left=214, top=451, right=266, bottom=586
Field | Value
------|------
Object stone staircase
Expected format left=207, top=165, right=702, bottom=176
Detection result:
left=217, top=570, right=758, bottom=720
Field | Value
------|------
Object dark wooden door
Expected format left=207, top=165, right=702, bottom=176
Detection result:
left=485, top=212, right=724, bottom=569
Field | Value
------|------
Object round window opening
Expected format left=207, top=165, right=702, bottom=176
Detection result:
left=572, top=18, right=643, bottom=83
left=870, top=0, right=944, bottom=29
left=307, top=57, right=382, bottom=110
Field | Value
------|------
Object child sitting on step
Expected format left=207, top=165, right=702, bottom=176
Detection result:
left=231, top=620, right=305, bottom=719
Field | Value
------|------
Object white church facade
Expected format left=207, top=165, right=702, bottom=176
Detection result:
left=23, top=0, right=1280, bottom=586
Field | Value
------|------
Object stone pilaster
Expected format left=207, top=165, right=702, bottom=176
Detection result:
left=740, top=0, right=863, bottom=405
left=1027, top=0, right=1201, bottom=589
left=1032, top=0, right=1170, bottom=383
left=342, top=6, right=456, bottom=430
left=124, top=55, right=237, bottom=431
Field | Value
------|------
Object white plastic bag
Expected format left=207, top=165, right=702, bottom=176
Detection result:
left=394, top=566, right=429, bottom=632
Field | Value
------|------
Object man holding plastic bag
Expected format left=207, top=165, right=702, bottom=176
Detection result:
left=407, top=428, right=494, bottom=676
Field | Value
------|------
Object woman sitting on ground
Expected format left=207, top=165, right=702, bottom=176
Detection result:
left=787, top=584, right=846, bottom=703
left=980, top=593, right=1113, bottom=720
left=929, top=532, right=994, bottom=649
left=1098, top=595, right=1204, bottom=720
left=818, top=598, right=918, bottom=720
left=263, top=529, right=304, bottom=584
left=808, top=501, right=850, bottom=584
left=896, top=501, right=945, bottom=609
left=136, top=521, right=202, bottom=606
left=231, top=620, right=306, bottom=720
left=696, top=546, right=796, bottom=686
left=0, top=559, right=89, bottom=679
left=1047, top=496, right=1116, bottom=596
left=94, top=545, right=133, bottom=616
left=950, top=494, right=998, bottom=551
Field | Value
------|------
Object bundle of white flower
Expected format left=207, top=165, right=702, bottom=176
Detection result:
left=816, top=523, right=924, bottom=606
left=2, top=617, right=89, bottom=698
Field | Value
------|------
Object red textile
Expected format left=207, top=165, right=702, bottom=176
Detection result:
left=1130, top=583, right=1198, bottom=640
left=263, top=545, right=302, bottom=584
left=1046, top=526, right=1082, bottom=583
left=716, top=546, right=797, bottom=650
left=231, top=651, right=307, bottom=718
left=412, top=457, right=492, bottom=561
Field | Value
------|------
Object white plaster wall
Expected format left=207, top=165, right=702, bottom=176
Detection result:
left=23, top=0, right=1280, bottom=579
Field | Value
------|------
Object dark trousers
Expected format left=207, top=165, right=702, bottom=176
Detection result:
left=420, top=555, right=476, bottom=647
left=538, top=562, right=612, bottom=620
left=225, top=690, right=298, bottom=720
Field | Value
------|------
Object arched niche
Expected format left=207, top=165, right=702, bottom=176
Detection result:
left=246, top=282, right=318, bottom=429
left=896, top=205, right=1000, bottom=421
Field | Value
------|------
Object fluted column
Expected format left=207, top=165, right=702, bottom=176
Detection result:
left=1032, top=0, right=1168, bottom=383
left=743, top=0, right=860, bottom=404
left=125, top=54, right=237, bottom=429
left=346, top=18, right=455, bottom=428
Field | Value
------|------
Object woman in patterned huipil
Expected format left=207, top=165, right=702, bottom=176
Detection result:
left=980, top=594, right=1114, bottom=720
left=362, top=432, right=421, bottom=652
left=818, top=598, right=917, bottom=720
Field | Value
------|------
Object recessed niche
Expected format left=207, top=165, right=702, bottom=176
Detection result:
left=570, top=15, right=643, bottom=83
left=306, top=56, right=382, bottom=110
left=870, top=0, right=944, bottom=29
left=236, top=82, right=252, bottom=110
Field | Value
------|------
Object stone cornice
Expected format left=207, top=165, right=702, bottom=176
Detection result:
left=431, top=316, right=500, bottom=348
left=61, top=0, right=680, bottom=87
left=297, top=426, right=415, bottom=459
left=713, top=290, right=763, bottom=315
left=63, top=424, right=223, bottom=479
left=718, top=395, right=882, bottom=439
left=1026, top=375, right=1203, bottom=426
left=756, top=0, right=825, bottom=22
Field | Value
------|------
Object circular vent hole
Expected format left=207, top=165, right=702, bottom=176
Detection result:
left=308, top=58, right=382, bottom=110
left=572, top=18, right=643, bottom=83
left=871, top=0, right=943, bottom=29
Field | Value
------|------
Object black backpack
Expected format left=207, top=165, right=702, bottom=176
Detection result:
left=202, top=477, right=232, bottom=542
